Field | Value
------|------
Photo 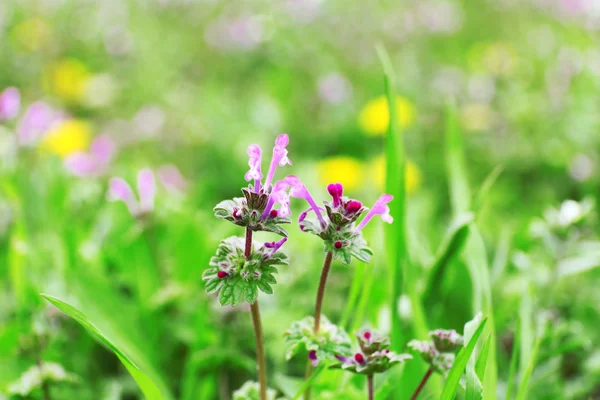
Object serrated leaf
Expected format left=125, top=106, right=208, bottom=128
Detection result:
left=257, top=280, right=273, bottom=294
left=231, top=284, right=244, bottom=306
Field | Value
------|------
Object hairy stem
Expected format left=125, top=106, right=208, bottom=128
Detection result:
left=245, top=228, right=267, bottom=400
left=314, top=251, right=333, bottom=333
left=368, top=375, right=374, bottom=400
left=305, top=251, right=334, bottom=400
left=410, top=368, right=433, bottom=400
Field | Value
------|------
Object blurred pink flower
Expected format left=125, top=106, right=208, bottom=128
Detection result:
left=107, top=169, right=155, bottom=216
left=356, top=194, right=394, bottom=230
left=157, top=164, right=187, bottom=193
left=64, top=134, right=116, bottom=177
left=0, top=87, right=20, bottom=121
left=318, top=73, right=352, bottom=104
left=17, top=102, right=65, bottom=146
left=205, top=16, right=265, bottom=51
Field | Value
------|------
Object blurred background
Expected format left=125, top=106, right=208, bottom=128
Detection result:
left=0, top=0, right=599, bottom=399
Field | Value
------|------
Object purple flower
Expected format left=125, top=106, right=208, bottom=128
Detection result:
left=17, top=101, right=64, bottom=146
left=158, top=164, right=187, bottom=193
left=245, top=144, right=263, bottom=192
left=285, top=175, right=327, bottom=227
left=0, top=87, right=20, bottom=121
left=308, top=350, right=319, bottom=367
left=64, top=134, right=116, bottom=177
left=262, top=180, right=291, bottom=219
left=327, top=183, right=343, bottom=207
left=107, top=169, right=156, bottom=216
left=263, top=134, right=292, bottom=191
left=357, top=194, right=394, bottom=230
left=264, top=237, right=288, bottom=256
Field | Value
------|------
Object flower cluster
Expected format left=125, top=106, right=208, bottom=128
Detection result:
left=214, top=134, right=293, bottom=237
left=332, top=328, right=412, bottom=375
left=203, top=236, right=288, bottom=306
left=408, top=329, right=464, bottom=374
left=284, top=316, right=352, bottom=367
left=292, top=180, right=393, bottom=264
left=232, top=381, right=278, bottom=400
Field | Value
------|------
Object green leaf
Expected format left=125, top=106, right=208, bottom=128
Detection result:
left=291, top=363, right=328, bottom=400
left=41, top=294, right=173, bottom=400
left=441, top=317, right=487, bottom=400
left=423, top=212, right=474, bottom=304
left=475, top=335, right=492, bottom=382
left=505, top=319, right=521, bottom=400
left=516, top=326, right=545, bottom=400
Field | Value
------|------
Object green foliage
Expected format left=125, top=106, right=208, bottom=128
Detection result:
left=203, top=237, right=289, bottom=306
left=284, top=316, right=352, bottom=362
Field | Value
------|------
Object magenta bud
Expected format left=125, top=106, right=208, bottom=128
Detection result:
left=233, top=208, right=242, bottom=219
left=354, top=353, right=365, bottom=364
left=308, top=350, right=318, bottom=366
left=327, top=183, right=344, bottom=207
left=364, top=332, right=371, bottom=340
left=217, top=271, right=229, bottom=279
left=334, top=241, right=343, bottom=249
left=270, top=209, right=278, bottom=218
left=345, top=200, right=362, bottom=215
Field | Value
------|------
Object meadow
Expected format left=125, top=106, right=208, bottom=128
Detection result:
left=0, top=1, right=599, bottom=399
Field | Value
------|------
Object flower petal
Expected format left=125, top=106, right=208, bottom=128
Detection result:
left=0, top=87, right=21, bottom=120
left=107, top=177, right=138, bottom=215
left=137, top=168, right=155, bottom=213
left=158, top=164, right=187, bottom=193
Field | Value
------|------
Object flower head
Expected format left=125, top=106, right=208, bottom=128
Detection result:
left=64, top=134, right=116, bottom=177
left=245, top=144, right=263, bottom=191
left=107, top=169, right=155, bottom=217
left=41, top=119, right=92, bottom=158
left=16, top=101, right=64, bottom=146
left=157, top=164, right=187, bottom=193
left=358, top=95, right=415, bottom=136
left=357, top=194, right=394, bottom=230
left=285, top=175, right=326, bottom=227
left=0, top=87, right=20, bottom=121
left=264, top=133, right=291, bottom=191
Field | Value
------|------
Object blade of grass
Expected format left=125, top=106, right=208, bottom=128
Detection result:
left=423, top=212, right=474, bottom=304
left=441, top=318, right=488, bottom=400
left=340, top=263, right=366, bottom=330
left=475, top=335, right=492, bottom=382
left=516, top=330, right=544, bottom=400
left=445, top=103, right=498, bottom=399
left=41, top=294, right=173, bottom=400
left=473, top=165, right=504, bottom=212
left=505, top=319, right=521, bottom=400
left=519, top=285, right=533, bottom=377
left=292, top=363, right=328, bottom=400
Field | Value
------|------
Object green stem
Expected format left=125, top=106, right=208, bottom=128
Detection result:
left=410, top=368, right=433, bottom=400
left=245, top=228, right=267, bottom=400
left=305, top=251, right=334, bottom=400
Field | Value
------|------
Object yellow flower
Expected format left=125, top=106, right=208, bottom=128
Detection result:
left=371, top=155, right=421, bottom=195
left=12, top=18, right=51, bottom=52
left=317, top=156, right=364, bottom=191
left=358, top=95, right=415, bottom=136
left=41, top=119, right=91, bottom=157
left=46, top=59, right=91, bottom=103
left=460, top=103, right=493, bottom=132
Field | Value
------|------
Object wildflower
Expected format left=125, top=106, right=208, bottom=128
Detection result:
left=0, top=88, right=21, bottom=121
left=332, top=328, right=412, bottom=375
left=317, top=156, right=363, bottom=190
left=16, top=102, right=64, bottom=146
left=214, top=134, right=293, bottom=237
left=157, top=164, right=187, bottom=193
left=371, top=155, right=421, bottom=194
left=318, top=73, right=352, bottom=104
left=203, top=236, right=289, bottom=306
left=46, top=59, right=91, bottom=103
left=41, top=119, right=91, bottom=158
left=284, top=315, right=352, bottom=367
left=358, top=95, right=415, bottom=136
left=290, top=177, right=393, bottom=264
left=64, top=134, right=116, bottom=177
left=107, top=169, right=155, bottom=217
left=408, top=328, right=464, bottom=374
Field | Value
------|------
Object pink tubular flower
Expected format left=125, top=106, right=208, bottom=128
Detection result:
left=357, top=194, right=394, bottom=230
left=107, top=168, right=156, bottom=216
left=285, top=175, right=327, bottom=227
left=262, top=180, right=291, bottom=219
left=244, top=144, right=262, bottom=192
left=17, top=101, right=64, bottom=146
left=158, top=164, right=187, bottom=193
left=0, top=87, right=20, bottom=121
left=264, top=237, right=288, bottom=255
left=327, top=183, right=343, bottom=207
left=64, top=134, right=116, bottom=177
left=263, top=134, right=292, bottom=191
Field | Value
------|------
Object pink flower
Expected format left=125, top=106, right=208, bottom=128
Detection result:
left=285, top=175, right=327, bottom=227
left=157, top=164, right=187, bottom=193
left=64, top=134, right=116, bottom=177
left=357, top=194, right=394, bottom=230
left=327, top=183, right=344, bottom=207
left=263, top=237, right=288, bottom=256
left=17, top=102, right=64, bottom=146
left=244, top=144, right=262, bottom=192
left=0, top=87, right=20, bottom=121
left=262, top=180, right=291, bottom=219
left=107, top=169, right=156, bottom=216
